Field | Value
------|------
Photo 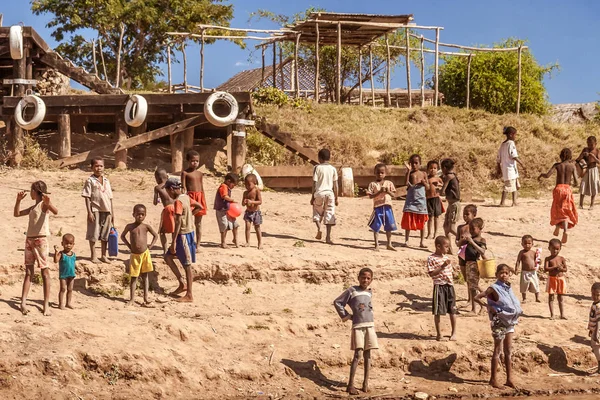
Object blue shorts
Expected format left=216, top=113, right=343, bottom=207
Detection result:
left=368, top=205, right=397, bottom=232
left=175, top=232, right=196, bottom=267
left=244, top=210, right=263, bottom=226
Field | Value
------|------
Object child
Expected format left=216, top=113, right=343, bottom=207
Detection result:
left=544, top=238, right=567, bottom=320
left=514, top=234, right=541, bottom=303
left=14, top=181, right=58, bottom=316
left=427, top=236, right=458, bottom=341
left=242, top=173, right=263, bottom=249
left=576, top=136, right=600, bottom=209
left=82, top=157, right=114, bottom=263
left=311, top=149, right=338, bottom=244
left=425, top=160, right=444, bottom=240
left=588, top=282, right=600, bottom=375
left=53, top=234, right=76, bottom=310
left=475, top=264, right=522, bottom=389
left=121, top=204, right=158, bottom=306
left=463, top=218, right=487, bottom=313
left=496, top=126, right=526, bottom=207
left=366, top=163, right=397, bottom=251
left=456, top=204, right=477, bottom=300
left=441, top=158, right=461, bottom=253
left=401, top=154, right=429, bottom=248
left=333, top=268, right=378, bottom=395
left=214, top=173, right=239, bottom=249
left=538, top=148, right=578, bottom=243
left=154, top=168, right=174, bottom=252
left=181, top=150, right=207, bottom=249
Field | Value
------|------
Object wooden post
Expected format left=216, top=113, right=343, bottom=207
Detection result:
left=434, top=28, right=440, bottom=106
left=272, top=42, right=276, bottom=88
left=171, top=130, right=185, bottom=173
left=200, top=29, right=205, bottom=92
left=279, top=43, right=284, bottom=89
left=115, top=23, right=125, bottom=88
left=294, top=33, right=301, bottom=98
left=385, top=33, right=391, bottom=107
left=25, top=49, right=33, bottom=92
left=405, top=28, right=411, bottom=108
left=358, top=46, right=363, bottom=106
left=369, top=45, right=375, bottom=107
left=183, top=127, right=194, bottom=152
left=58, top=114, right=71, bottom=158
left=98, top=37, right=108, bottom=82
left=182, top=43, right=188, bottom=93
left=336, top=21, right=342, bottom=105
left=9, top=52, right=26, bottom=166
left=420, top=35, right=425, bottom=107
left=517, top=45, right=522, bottom=115
left=226, top=125, right=233, bottom=169
left=114, top=113, right=128, bottom=169
left=167, top=44, right=172, bottom=93
left=466, top=54, right=472, bottom=109
left=261, top=45, right=265, bottom=84
left=315, top=22, right=320, bottom=102
left=231, top=121, right=247, bottom=174
left=91, top=39, right=99, bottom=77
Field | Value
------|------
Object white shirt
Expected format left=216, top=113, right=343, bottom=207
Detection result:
left=313, top=164, right=338, bottom=196
left=497, top=140, right=519, bottom=181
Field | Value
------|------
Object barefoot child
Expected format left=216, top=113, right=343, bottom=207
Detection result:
left=53, top=234, right=76, bottom=310
left=82, top=157, right=114, bottom=263
left=426, top=160, right=444, bottom=240
left=214, top=173, right=239, bottom=249
left=121, top=204, right=158, bottom=306
left=588, top=282, right=600, bottom=374
left=154, top=168, right=174, bottom=252
left=576, top=136, right=600, bottom=209
left=441, top=158, right=461, bottom=253
left=366, top=163, right=397, bottom=251
left=334, top=268, right=378, bottom=395
left=242, top=173, right=263, bottom=249
left=311, top=149, right=338, bottom=244
left=544, top=238, right=567, bottom=319
left=463, top=218, right=487, bottom=313
left=456, top=204, right=477, bottom=302
left=402, top=154, right=429, bottom=248
left=538, top=148, right=578, bottom=243
left=475, top=264, right=522, bottom=389
left=514, top=234, right=541, bottom=303
left=428, top=236, right=458, bottom=341
left=14, top=181, right=58, bottom=316
left=181, top=150, right=207, bottom=248
left=497, top=126, right=526, bottom=207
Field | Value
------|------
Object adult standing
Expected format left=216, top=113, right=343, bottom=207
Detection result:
left=497, top=127, right=526, bottom=207
left=575, top=136, right=600, bottom=210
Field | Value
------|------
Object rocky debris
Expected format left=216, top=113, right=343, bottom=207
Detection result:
left=550, top=102, right=598, bottom=124
left=35, top=69, right=70, bottom=96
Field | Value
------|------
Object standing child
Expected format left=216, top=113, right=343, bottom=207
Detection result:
left=456, top=204, right=477, bottom=302
left=311, top=149, right=338, bottom=244
left=475, top=264, right=522, bottom=389
left=588, top=282, right=600, bottom=375
left=242, top=173, right=263, bottom=249
left=14, top=181, right=58, bottom=316
left=121, top=204, right=158, bottom=306
left=427, top=236, right=458, bottom=341
left=441, top=158, right=461, bottom=253
left=544, top=238, right=568, bottom=320
left=402, top=154, right=430, bottom=248
left=366, top=163, right=397, bottom=251
left=82, top=157, right=114, bottom=263
left=334, top=268, right=378, bottom=395
left=181, top=150, right=207, bottom=249
left=425, top=160, right=444, bottom=240
left=154, top=168, right=174, bottom=252
left=497, top=126, right=526, bottom=207
left=53, top=234, right=76, bottom=310
left=576, top=136, right=600, bottom=209
left=463, top=218, right=487, bottom=313
left=514, top=234, right=541, bottom=303
left=214, top=173, right=239, bottom=249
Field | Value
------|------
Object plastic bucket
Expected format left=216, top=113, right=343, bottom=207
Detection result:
left=477, top=253, right=496, bottom=279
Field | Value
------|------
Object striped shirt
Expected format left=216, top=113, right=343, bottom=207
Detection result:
left=333, top=286, right=374, bottom=329
left=427, top=253, right=453, bottom=286
left=589, top=302, right=600, bottom=344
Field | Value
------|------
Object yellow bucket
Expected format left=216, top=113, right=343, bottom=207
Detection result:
left=477, top=252, right=496, bottom=279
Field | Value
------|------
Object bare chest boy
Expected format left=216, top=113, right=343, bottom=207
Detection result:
left=244, top=188, right=260, bottom=212
left=520, top=250, right=537, bottom=271
left=183, top=170, right=204, bottom=192
left=427, top=176, right=442, bottom=198
left=155, top=184, right=173, bottom=206
left=127, top=223, right=151, bottom=254
left=547, top=256, right=566, bottom=277
left=555, top=162, right=575, bottom=186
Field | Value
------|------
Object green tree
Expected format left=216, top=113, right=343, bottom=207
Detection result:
left=31, top=0, right=235, bottom=89
left=437, top=38, right=558, bottom=115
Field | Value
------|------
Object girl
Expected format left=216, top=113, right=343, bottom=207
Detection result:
left=475, top=264, right=522, bottom=389
left=463, top=217, right=487, bottom=313
left=14, top=181, right=58, bottom=316
left=402, top=154, right=430, bottom=248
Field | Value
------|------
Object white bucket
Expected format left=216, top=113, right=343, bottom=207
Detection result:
left=341, top=167, right=354, bottom=197
left=241, top=164, right=264, bottom=190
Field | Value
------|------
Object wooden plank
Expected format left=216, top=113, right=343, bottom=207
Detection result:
left=53, top=143, right=114, bottom=168
left=255, top=119, right=319, bottom=165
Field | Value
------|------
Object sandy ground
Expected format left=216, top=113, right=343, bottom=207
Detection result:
left=1, top=168, right=600, bottom=399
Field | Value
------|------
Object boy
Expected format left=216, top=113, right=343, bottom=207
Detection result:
left=514, top=234, right=541, bottom=303
left=425, top=160, right=444, bottom=240
left=497, top=126, right=526, bottom=207
left=427, top=236, right=458, bottom=341
left=456, top=204, right=477, bottom=299
left=576, top=136, right=600, bottom=209
left=544, top=238, right=567, bottom=320
left=538, top=148, right=579, bottom=243
left=154, top=168, right=174, bottom=252
left=334, top=268, right=378, bottom=395
left=588, top=282, right=600, bottom=375
left=242, top=173, right=263, bottom=249
left=311, top=149, right=338, bottom=244
left=366, top=163, right=397, bottom=251
left=181, top=150, right=207, bottom=249
left=121, top=204, right=158, bottom=306
left=463, top=218, right=487, bottom=314
left=82, top=157, right=114, bottom=264
left=164, top=178, right=202, bottom=302
left=441, top=158, right=460, bottom=253
left=53, top=234, right=76, bottom=310
left=214, top=173, right=239, bottom=249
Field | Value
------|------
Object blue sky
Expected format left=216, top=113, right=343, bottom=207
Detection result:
left=4, top=0, right=599, bottom=104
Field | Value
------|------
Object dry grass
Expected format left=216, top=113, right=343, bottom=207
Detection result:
left=254, top=104, right=600, bottom=197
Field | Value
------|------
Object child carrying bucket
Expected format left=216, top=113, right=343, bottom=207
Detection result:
left=462, top=217, right=487, bottom=314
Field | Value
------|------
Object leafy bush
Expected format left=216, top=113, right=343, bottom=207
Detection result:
left=22, top=134, right=54, bottom=170
left=252, top=87, right=313, bottom=112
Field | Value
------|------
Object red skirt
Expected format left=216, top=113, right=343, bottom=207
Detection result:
left=401, top=212, right=429, bottom=231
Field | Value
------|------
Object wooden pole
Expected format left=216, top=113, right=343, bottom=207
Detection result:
left=231, top=122, right=247, bottom=174
left=434, top=28, right=440, bottom=106
left=315, top=22, right=320, bottom=102
left=115, top=23, right=125, bottom=88
left=294, top=33, right=301, bottom=98
left=336, top=22, right=342, bottom=105
left=466, top=54, right=472, bottom=109
left=167, top=45, right=172, bottom=93
left=385, top=33, right=391, bottom=107
left=91, top=39, right=98, bottom=77
left=517, top=45, right=522, bottom=115
left=58, top=114, right=71, bottom=158
left=114, top=112, right=128, bottom=169
left=358, top=46, right=363, bottom=106
left=9, top=52, right=26, bottom=166
left=405, top=28, right=411, bottom=109
left=420, top=35, right=425, bottom=107
left=261, top=45, right=266, bottom=84
left=171, top=130, right=185, bottom=173
left=272, top=42, right=276, bottom=88
left=98, top=37, right=108, bottom=83
left=200, top=29, right=205, bottom=92
left=182, top=43, right=188, bottom=93
left=183, top=127, right=195, bottom=152
left=369, top=45, right=375, bottom=107
left=279, top=43, right=284, bottom=89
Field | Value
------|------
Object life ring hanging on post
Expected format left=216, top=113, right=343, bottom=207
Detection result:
left=124, top=95, right=148, bottom=127
left=9, top=25, right=23, bottom=60
left=204, top=92, right=239, bottom=127
left=14, top=95, right=46, bottom=130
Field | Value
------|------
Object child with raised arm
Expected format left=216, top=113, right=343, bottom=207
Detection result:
left=463, top=217, right=487, bottom=314
left=588, top=282, right=600, bottom=375
left=425, top=160, right=444, bottom=240
left=366, top=163, right=397, bottom=251
left=214, top=173, right=239, bottom=248
left=497, top=126, right=526, bottom=207
left=181, top=150, right=207, bottom=249
left=514, top=234, right=541, bottom=303
left=475, top=264, right=522, bottom=389
left=576, top=136, right=600, bottom=209
left=121, top=204, right=158, bottom=307
left=154, top=168, right=174, bottom=252
left=441, top=158, right=461, bottom=253
left=544, top=238, right=568, bottom=320
left=311, top=149, right=338, bottom=244
left=14, top=181, right=58, bottom=316
left=456, top=204, right=477, bottom=301
left=242, top=173, right=263, bottom=249
left=401, top=154, right=430, bottom=248
left=538, top=148, right=578, bottom=243
left=334, top=268, right=378, bottom=395
left=428, top=236, right=458, bottom=341
left=82, top=157, right=114, bottom=263
left=53, top=234, right=76, bottom=310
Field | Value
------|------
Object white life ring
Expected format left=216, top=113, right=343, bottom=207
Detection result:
left=241, top=164, right=264, bottom=190
left=14, top=95, right=46, bottom=130
left=124, top=94, right=148, bottom=127
left=9, top=25, right=23, bottom=60
left=204, top=92, right=238, bottom=127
